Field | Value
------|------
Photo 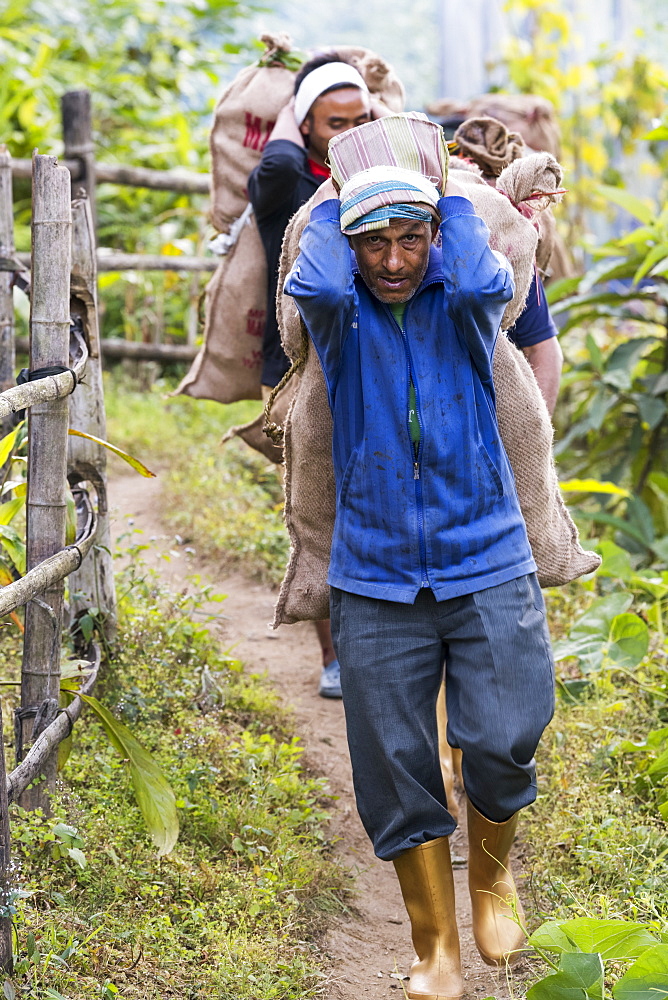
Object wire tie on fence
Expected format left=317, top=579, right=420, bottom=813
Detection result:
left=17, top=366, right=78, bottom=394
left=14, top=365, right=78, bottom=421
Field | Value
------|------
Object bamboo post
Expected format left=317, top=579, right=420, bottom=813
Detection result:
left=18, top=154, right=72, bottom=810
left=61, top=91, right=96, bottom=230
left=0, top=146, right=15, bottom=446
left=67, top=194, right=116, bottom=637
left=0, top=699, right=12, bottom=972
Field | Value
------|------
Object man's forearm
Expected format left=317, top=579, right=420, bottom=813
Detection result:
left=522, top=337, right=563, bottom=416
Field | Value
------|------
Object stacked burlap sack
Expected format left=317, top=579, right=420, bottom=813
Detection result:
left=267, top=143, right=599, bottom=626
left=452, top=115, right=566, bottom=278
left=177, top=34, right=405, bottom=404
left=430, top=93, right=574, bottom=280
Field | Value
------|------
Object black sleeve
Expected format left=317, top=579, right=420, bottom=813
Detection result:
left=247, top=140, right=309, bottom=221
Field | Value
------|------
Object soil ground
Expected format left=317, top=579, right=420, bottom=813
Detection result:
left=109, top=471, right=530, bottom=1000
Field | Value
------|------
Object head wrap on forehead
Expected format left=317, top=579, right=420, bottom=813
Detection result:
left=339, top=165, right=440, bottom=234
left=328, top=113, right=449, bottom=235
left=293, top=62, right=369, bottom=127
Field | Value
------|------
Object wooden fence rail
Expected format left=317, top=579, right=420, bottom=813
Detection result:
left=9, top=250, right=217, bottom=273
left=11, top=157, right=210, bottom=195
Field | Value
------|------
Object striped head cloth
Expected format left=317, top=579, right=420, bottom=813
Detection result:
left=328, top=113, right=449, bottom=234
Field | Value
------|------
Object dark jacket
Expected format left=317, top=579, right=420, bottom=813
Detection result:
left=247, top=139, right=320, bottom=387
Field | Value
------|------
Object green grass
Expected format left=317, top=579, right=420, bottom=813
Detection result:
left=104, top=371, right=289, bottom=583
left=1, top=562, right=349, bottom=999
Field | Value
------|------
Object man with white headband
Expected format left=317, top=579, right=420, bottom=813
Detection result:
left=249, top=53, right=386, bottom=700
left=284, top=114, right=555, bottom=999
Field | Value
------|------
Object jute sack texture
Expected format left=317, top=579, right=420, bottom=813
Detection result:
left=271, top=158, right=600, bottom=625
left=179, top=37, right=405, bottom=405
left=428, top=93, right=561, bottom=159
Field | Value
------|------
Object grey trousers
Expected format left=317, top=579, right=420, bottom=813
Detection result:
left=330, top=574, right=555, bottom=861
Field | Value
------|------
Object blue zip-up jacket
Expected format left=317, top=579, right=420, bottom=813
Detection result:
left=284, top=195, right=537, bottom=603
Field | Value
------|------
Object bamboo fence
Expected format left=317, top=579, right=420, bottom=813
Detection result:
left=0, top=86, right=220, bottom=970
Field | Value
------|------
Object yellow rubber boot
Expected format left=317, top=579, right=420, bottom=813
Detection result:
left=467, top=800, right=526, bottom=966
left=393, top=837, right=464, bottom=1000
left=436, top=684, right=459, bottom=823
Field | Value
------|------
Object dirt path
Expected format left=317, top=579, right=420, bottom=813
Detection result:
left=109, top=472, right=520, bottom=1000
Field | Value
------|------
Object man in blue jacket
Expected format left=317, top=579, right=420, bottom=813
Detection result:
left=284, top=121, right=555, bottom=999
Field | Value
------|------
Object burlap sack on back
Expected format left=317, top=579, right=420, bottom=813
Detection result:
left=428, top=93, right=561, bottom=159
left=454, top=116, right=525, bottom=178
left=180, top=39, right=406, bottom=406
left=496, top=151, right=565, bottom=277
left=271, top=160, right=600, bottom=625
left=178, top=214, right=265, bottom=403
left=210, top=34, right=298, bottom=234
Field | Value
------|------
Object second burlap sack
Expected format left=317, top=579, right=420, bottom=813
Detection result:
left=179, top=38, right=406, bottom=405
left=271, top=157, right=600, bottom=625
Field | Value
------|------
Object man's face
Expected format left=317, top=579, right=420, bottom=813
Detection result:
left=300, top=86, right=371, bottom=165
left=350, top=219, right=437, bottom=304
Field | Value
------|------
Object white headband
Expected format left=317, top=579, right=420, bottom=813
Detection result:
left=293, top=62, right=369, bottom=126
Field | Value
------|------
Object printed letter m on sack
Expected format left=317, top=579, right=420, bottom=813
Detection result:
left=243, top=113, right=275, bottom=152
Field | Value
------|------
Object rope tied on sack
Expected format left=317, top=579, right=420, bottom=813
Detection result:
left=496, top=152, right=566, bottom=215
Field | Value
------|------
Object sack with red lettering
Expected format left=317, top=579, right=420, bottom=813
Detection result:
left=210, top=34, right=301, bottom=234
left=176, top=35, right=299, bottom=402
left=177, top=35, right=406, bottom=404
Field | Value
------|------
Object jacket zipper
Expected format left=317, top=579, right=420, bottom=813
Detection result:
left=387, top=304, right=430, bottom=588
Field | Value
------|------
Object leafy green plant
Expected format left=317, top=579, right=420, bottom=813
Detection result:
left=548, top=188, right=668, bottom=559
left=526, top=916, right=668, bottom=999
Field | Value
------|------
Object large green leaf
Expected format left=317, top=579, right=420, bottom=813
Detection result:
left=0, top=497, right=24, bottom=526
left=68, top=429, right=156, bottom=478
left=552, top=592, right=633, bottom=669
left=527, top=952, right=604, bottom=1000
left=633, top=243, right=668, bottom=284
left=607, top=613, right=650, bottom=668
left=66, top=689, right=179, bottom=856
left=530, top=920, right=579, bottom=954
left=556, top=919, right=660, bottom=961
left=596, top=541, right=634, bottom=581
left=0, top=422, right=24, bottom=468
left=0, top=523, right=26, bottom=575
left=598, top=186, right=655, bottom=225
left=613, top=943, right=668, bottom=999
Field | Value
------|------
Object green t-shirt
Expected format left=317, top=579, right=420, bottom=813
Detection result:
left=390, top=303, right=420, bottom=457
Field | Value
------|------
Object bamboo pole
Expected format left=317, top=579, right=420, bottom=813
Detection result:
left=0, top=146, right=15, bottom=447
left=11, top=158, right=210, bottom=195
left=0, top=698, right=12, bottom=973
left=11, top=251, right=217, bottom=273
left=19, top=154, right=72, bottom=809
left=7, top=645, right=100, bottom=805
left=0, top=515, right=96, bottom=619
left=67, top=194, right=116, bottom=635
left=13, top=337, right=199, bottom=363
left=0, top=368, right=79, bottom=424
left=62, top=91, right=96, bottom=229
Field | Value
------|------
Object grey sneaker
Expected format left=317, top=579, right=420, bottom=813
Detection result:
left=318, top=659, right=342, bottom=699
